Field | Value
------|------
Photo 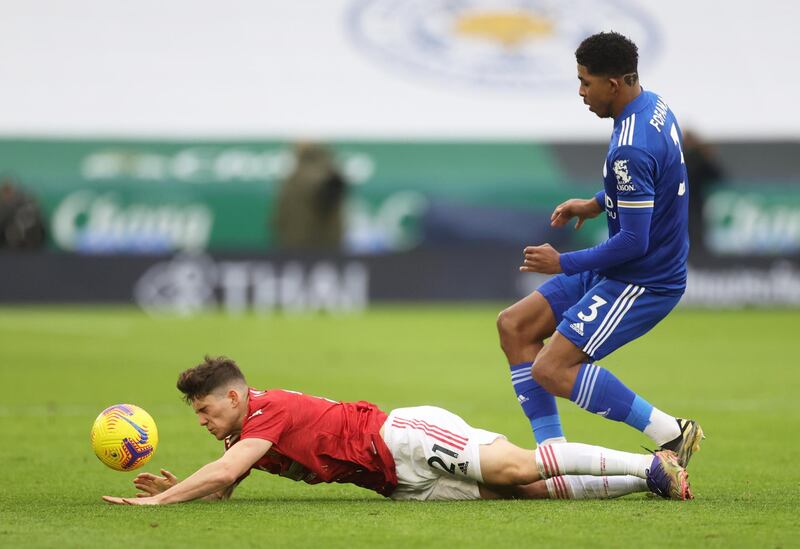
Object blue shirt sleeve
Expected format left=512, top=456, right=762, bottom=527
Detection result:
left=594, top=190, right=605, bottom=209
left=560, top=146, right=656, bottom=275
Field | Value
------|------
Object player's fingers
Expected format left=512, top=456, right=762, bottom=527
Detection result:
left=135, top=492, right=150, bottom=498
left=575, top=217, right=585, bottom=230
left=135, top=472, right=157, bottom=481
left=525, top=245, right=548, bottom=256
left=162, top=469, right=177, bottom=482
left=524, top=244, right=547, bottom=253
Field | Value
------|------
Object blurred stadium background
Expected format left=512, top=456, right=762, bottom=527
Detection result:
left=2, top=1, right=799, bottom=546
left=1, top=0, right=797, bottom=311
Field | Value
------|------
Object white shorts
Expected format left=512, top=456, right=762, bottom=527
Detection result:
left=382, top=406, right=505, bottom=501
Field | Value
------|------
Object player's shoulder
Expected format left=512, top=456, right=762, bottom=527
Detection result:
left=250, top=388, right=302, bottom=404
left=246, top=388, right=292, bottom=412
left=242, top=389, right=296, bottom=430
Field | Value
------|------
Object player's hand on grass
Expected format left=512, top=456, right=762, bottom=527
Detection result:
left=102, top=495, right=161, bottom=506
left=550, top=198, right=602, bottom=230
left=132, top=468, right=178, bottom=497
left=521, top=243, right=562, bottom=274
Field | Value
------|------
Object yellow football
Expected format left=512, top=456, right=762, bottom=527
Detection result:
left=90, top=404, right=158, bottom=471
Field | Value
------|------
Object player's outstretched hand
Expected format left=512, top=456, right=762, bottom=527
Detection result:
left=550, top=198, right=602, bottom=229
left=133, top=469, right=178, bottom=497
left=102, top=495, right=160, bottom=505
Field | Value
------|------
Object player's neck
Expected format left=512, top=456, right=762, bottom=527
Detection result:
left=612, top=84, right=643, bottom=119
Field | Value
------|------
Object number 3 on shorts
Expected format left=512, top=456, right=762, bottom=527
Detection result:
left=577, top=295, right=607, bottom=322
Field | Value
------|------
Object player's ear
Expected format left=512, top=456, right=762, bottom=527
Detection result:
left=228, top=389, right=240, bottom=407
left=608, top=76, right=621, bottom=94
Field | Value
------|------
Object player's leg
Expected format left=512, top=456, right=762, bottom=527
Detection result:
left=497, top=272, right=592, bottom=445
left=478, top=438, right=645, bottom=484
left=478, top=479, right=549, bottom=499
left=384, top=406, right=689, bottom=500
left=497, top=289, right=560, bottom=364
left=536, top=331, right=688, bottom=446
left=541, top=475, right=648, bottom=499
left=482, top=475, right=648, bottom=500
left=477, top=438, right=691, bottom=500
left=532, top=280, right=703, bottom=466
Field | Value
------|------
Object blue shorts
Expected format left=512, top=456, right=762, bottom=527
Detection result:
left=538, top=271, right=682, bottom=361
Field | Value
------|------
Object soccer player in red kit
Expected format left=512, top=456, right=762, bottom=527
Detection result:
left=102, top=356, right=692, bottom=504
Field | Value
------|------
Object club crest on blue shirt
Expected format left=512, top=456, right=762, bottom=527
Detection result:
left=613, top=159, right=636, bottom=192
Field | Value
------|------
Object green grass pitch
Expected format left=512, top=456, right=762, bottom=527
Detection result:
left=0, top=305, right=798, bottom=548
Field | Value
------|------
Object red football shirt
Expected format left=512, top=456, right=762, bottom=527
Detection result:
left=226, top=388, right=398, bottom=497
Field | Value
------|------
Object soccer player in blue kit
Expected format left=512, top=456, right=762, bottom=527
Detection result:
left=496, top=31, right=703, bottom=467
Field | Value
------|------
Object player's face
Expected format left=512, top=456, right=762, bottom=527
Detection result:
left=577, top=64, right=615, bottom=119
left=191, top=391, right=242, bottom=440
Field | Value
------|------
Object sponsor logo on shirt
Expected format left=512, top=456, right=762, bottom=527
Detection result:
left=613, top=159, right=634, bottom=190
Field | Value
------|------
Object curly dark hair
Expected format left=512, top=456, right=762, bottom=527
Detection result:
left=176, top=355, right=247, bottom=403
left=575, top=31, right=639, bottom=78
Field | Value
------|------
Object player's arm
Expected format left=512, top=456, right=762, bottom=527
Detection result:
left=102, top=438, right=272, bottom=505
left=558, top=148, right=656, bottom=275
left=201, top=479, right=240, bottom=501
left=133, top=467, right=242, bottom=501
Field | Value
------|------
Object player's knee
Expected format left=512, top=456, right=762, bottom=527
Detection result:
left=496, top=308, right=532, bottom=347
left=496, top=308, right=517, bottom=338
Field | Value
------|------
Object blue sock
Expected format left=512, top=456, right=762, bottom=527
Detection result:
left=569, top=363, right=654, bottom=432
left=510, top=362, right=564, bottom=444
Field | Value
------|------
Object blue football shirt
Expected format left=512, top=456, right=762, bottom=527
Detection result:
left=560, top=90, right=689, bottom=293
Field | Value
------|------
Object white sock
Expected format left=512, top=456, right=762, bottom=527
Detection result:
left=540, top=436, right=567, bottom=445
left=546, top=475, right=648, bottom=499
left=643, top=408, right=680, bottom=446
left=536, top=442, right=652, bottom=479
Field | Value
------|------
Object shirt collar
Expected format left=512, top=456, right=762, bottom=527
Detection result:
left=615, top=89, right=649, bottom=125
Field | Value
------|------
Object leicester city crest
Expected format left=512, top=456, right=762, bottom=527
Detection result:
left=346, top=0, right=661, bottom=91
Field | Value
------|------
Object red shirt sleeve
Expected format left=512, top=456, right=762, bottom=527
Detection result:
left=239, top=397, right=292, bottom=445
